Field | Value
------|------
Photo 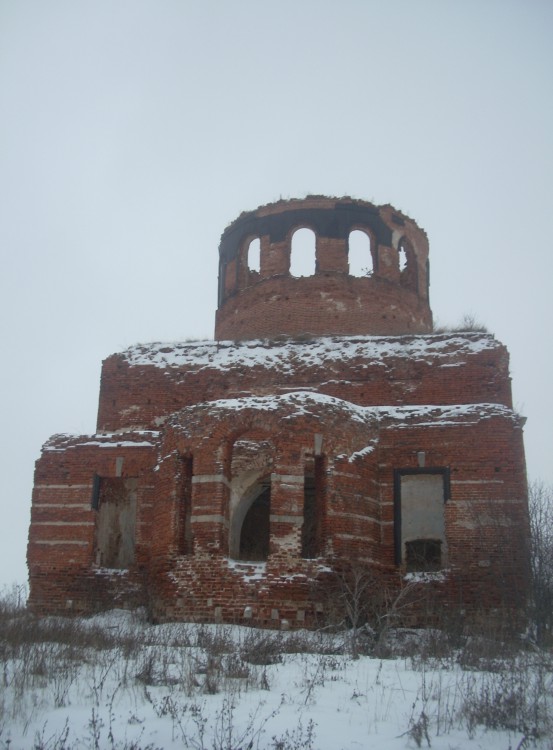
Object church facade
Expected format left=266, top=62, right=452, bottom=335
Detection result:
left=27, top=196, right=529, bottom=627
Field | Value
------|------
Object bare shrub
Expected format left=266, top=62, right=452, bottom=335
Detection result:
left=32, top=719, right=70, bottom=750
left=195, top=625, right=235, bottom=655
left=320, top=562, right=424, bottom=657
left=271, top=718, right=317, bottom=749
left=134, top=650, right=160, bottom=686
left=240, top=630, right=283, bottom=665
left=0, top=583, right=27, bottom=617
left=406, top=628, right=457, bottom=668
left=406, top=710, right=431, bottom=748
left=433, top=314, right=489, bottom=334
left=222, top=652, right=250, bottom=679
left=528, top=480, right=553, bottom=645
left=280, top=629, right=342, bottom=656
left=457, top=633, right=518, bottom=673
left=172, top=695, right=285, bottom=750
left=460, top=660, right=552, bottom=741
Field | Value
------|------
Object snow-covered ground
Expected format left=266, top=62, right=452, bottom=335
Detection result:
left=1, top=607, right=551, bottom=750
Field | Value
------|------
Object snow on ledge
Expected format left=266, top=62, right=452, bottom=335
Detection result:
left=43, top=430, right=160, bottom=452
left=171, top=391, right=520, bottom=430
left=404, top=570, right=448, bottom=583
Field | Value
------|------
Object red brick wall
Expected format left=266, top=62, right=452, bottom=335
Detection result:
left=215, top=274, right=432, bottom=341
left=27, top=434, right=157, bottom=614
left=28, top=393, right=529, bottom=625
left=96, top=333, right=512, bottom=432
left=147, top=404, right=527, bottom=626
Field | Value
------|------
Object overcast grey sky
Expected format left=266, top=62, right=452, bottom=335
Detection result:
left=1, top=0, right=551, bottom=587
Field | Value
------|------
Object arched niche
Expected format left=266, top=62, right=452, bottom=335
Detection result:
left=290, top=227, right=317, bottom=277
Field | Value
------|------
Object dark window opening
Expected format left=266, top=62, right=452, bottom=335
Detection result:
left=178, top=456, right=193, bottom=555
left=94, top=477, right=137, bottom=569
left=239, top=485, right=270, bottom=561
left=91, top=474, right=101, bottom=510
left=302, top=472, right=316, bottom=558
left=301, top=456, right=325, bottom=558
left=405, top=539, right=442, bottom=572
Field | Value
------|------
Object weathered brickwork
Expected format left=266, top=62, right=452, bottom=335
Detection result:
left=27, top=197, right=530, bottom=628
left=215, top=196, right=432, bottom=340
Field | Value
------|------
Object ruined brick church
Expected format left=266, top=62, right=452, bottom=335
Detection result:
left=28, top=196, right=529, bottom=626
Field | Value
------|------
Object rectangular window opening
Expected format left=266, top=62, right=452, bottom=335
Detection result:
left=178, top=456, right=193, bottom=555
left=394, top=468, right=449, bottom=570
left=301, top=456, right=325, bottom=558
left=94, top=476, right=137, bottom=569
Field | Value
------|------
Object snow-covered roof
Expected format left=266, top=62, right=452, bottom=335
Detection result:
left=120, top=333, right=501, bottom=374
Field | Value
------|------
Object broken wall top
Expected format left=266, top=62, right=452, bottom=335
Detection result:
left=215, top=196, right=432, bottom=339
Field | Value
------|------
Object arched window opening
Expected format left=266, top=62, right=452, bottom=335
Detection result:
left=247, top=237, right=261, bottom=274
left=301, top=456, right=325, bottom=559
left=290, top=227, right=316, bottom=277
left=177, top=455, right=193, bottom=555
left=399, top=245, right=408, bottom=272
left=239, top=483, right=270, bottom=561
left=398, top=238, right=418, bottom=292
left=229, top=436, right=274, bottom=559
left=348, top=230, right=373, bottom=277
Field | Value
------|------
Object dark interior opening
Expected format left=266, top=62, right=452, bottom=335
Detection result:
left=405, top=538, right=442, bottom=572
left=178, top=456, right=193, bottom=555
left=94, top=477, right=137, bottom=569
left=239, top=485, right=270, bottom=561
left=301, top=456, right=325, bottom=558
left=302, top=472, right=316, bottom=558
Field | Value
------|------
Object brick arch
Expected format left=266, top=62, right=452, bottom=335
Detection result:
left=165, top=394, right=382, bottom=560
left=168, top=393, right=378, bottom=457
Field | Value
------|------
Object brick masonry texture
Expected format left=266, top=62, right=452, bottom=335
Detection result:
left=27, top=197, right=530, bottom=628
